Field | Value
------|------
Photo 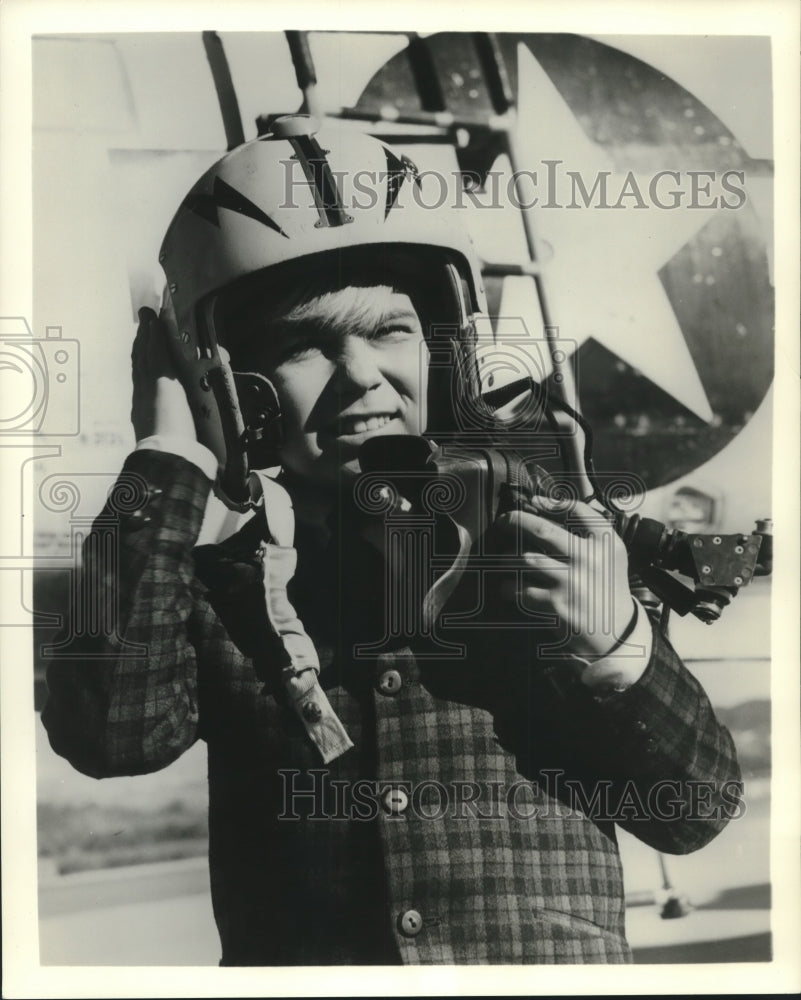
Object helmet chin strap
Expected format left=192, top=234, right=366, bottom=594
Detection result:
left=207, top=361, right=252, bottom=509
left=199, top=292, right=286, bottom=512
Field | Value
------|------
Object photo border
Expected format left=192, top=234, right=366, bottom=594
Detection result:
left=2, top=0, right=799, bottom=996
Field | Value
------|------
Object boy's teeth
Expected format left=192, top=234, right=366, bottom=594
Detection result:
left=343, top=414, right=391, bottom=433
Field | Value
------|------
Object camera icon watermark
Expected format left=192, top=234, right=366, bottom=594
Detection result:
left=0, top=317, right=80, bottom=435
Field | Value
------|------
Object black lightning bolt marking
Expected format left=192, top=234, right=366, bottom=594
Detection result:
left=184, top=177, right=288, bottom=237
left=383, top=148, right=422, bottom=218
left=287, top=135, right=352, bottom=228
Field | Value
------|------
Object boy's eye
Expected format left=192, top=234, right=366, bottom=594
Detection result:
left=282, top=341, right=320, bottom=360
left=273, top=332, right=323, bottom=362
left=270, top=317, right=421, bottom=364
left=369, top=323, right=418, bottom=341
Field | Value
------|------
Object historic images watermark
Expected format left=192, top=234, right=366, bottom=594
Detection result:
left=0, top=316, right=151, bottom=655
left=278, top=768, right=746, bottom=823
left=280, top=161, right=748, bottom=212
left=0, top=317, right=80, bottom=436
left=0, top=317, right=82, bottom=634
left=6, top=305, right=644, bottom=661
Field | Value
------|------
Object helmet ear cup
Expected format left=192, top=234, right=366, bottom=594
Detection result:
left=423, top=261, right=485, bottom=438
left=233, top=371, right=283, bottom=471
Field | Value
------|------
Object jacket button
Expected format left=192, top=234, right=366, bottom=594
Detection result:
left=126, top=509, right=152, bottom=530
left=377, top=669, right=402, bottom=696
left=302, top=701, right=322, bottom=724
left=398, top=909, right=423, bottom=937
left=632, top=720, right=648, bottom=732
left=382, top=788, right=409, bottom=814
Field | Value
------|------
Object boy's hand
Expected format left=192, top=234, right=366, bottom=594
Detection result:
left=131, top=306, right=197, bottom=443
left=494, top=495, right=635, bottom=660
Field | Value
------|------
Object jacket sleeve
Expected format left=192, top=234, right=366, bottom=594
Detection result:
left=490, top=617, right=743, bottom=855
left=41, top=449, right=213, bottom=778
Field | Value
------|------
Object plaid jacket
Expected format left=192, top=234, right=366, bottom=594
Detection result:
left=42, top=450, right=742, bottom=965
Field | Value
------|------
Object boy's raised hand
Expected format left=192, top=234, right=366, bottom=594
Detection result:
left=131, top=305, right=197, bottom=443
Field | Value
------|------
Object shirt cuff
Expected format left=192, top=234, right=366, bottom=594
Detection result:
left=135, top=435, right=218, bottom=481
left=575, top=598, right=653, bottom=694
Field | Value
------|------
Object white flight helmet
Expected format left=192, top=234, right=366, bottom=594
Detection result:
left=158, top=113, right=487, bottom=504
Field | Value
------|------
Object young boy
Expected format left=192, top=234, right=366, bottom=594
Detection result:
left=42, top=116, right=741, bottom=965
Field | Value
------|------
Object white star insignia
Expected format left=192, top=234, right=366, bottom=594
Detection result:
left=469, top=44, right=719, bottom=423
